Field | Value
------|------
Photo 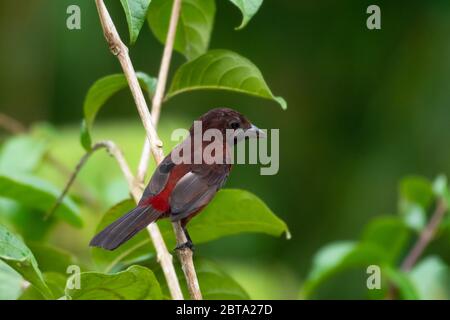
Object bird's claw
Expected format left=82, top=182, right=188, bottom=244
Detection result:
left=175, top=241, right=195, bottom=252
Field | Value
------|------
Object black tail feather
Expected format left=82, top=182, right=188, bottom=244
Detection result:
left=90, top=206, right=161, bottom=250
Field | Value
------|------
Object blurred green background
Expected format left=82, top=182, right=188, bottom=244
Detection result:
left=1, top=0, right=450, bottom=299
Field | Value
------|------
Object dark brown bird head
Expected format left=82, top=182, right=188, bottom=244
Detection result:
left=190, top=108, right=266, bottom=143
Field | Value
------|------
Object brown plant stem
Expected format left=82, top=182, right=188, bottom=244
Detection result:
left=95, top=0, right=201, bottom=300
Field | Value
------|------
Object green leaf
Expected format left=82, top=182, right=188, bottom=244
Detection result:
left=399, top=176, right=434, bottom=231
left=181, top=189, right=290, bottom=244
left=65, top=265, right=163, bottom=300
left=166, top=49, right=287, bottom=109
left=228, top=0, right=263, bottom=29
left=92, top=190, right=288, bottom=272
left=27, top=243, right=78, bottom=274
left=156, top=258, right=249, bottom=299
left=91, top=200, right=154, bottom=273
left=301, top=241, right=388, bottom=298
left=410, top=256, right=450, bottom=300
left=400, top=176, right=434, bottom=209
left=194, top=259, right=250, bottom=299
left=433, top=174, right=450, bottom=206
left=0, top=198, right=55, bottom=241
left=19, top=272, right=67, bottom=300
left=120, top=0, right=152, bottom=45
left=0, top=260, right=23, bottom=300
left=383, top=267, right=419, bottom=300
left=81, top=72, right=157, bottom=150
left=0, top=135, right=48, bottom=173
left=361, top=216, right=411, bottom=264
left=147, top=0, right=216, bottom=60
left=0, top=225, right=53, bottom=299
left=0, top=173, right=82, bottom=228
left=80, top=120, right=92, bottom=151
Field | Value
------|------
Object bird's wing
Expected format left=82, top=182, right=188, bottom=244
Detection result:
left=139, top=154, right=175, bottom=204
left=169, top=164, right=230, bottom=221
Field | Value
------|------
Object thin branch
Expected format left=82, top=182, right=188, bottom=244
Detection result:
left=95, top=0, right=202, bottom=300
left=401, top=198, right=448, bottom=272
left=51, top=139, right=183, bottom=300
left=0, top=113, right=27, bottom=134
left=95, top=0, right=164, bottom=163
left=136, top=138, right=152, bottom=184
left=136, top=0, right=182, bottom=184
left=45, top=143, right=107, bottom=220
left=95, top=0, right=196, bottom=300
left=134, top=0, right=203, bottom=299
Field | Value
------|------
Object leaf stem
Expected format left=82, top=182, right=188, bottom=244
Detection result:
left=400, top=198, right=448, bottom=272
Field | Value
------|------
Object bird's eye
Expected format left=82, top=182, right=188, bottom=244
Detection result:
left=230, top=122, right=240, bottom=129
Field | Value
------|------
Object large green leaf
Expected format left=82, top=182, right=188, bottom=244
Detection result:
left=65, top=265, right=163, bottom=300
left=399, top=176, right=434, bottom=232
left=92, top=189, right=288, bottom=272
left=0, top=260, right=23, bottom=300
left=147, top=0, right=216, bottom=60
left=0, top=135, right=47, bottom=173
left=194, top=259, right=250, bottom=299
left=81, top=72, right=157, bottom=150
left=91, top=200, right=154, bottom=273
left=0, top=173, right=81, bottom=228
left=0, top=225, right=53, bottom=299
left=228, top=0, right=263, bottom=29
left=361, top=216, right=411, bottom=264
left=120, top=0, right=152, bottom=44
left=166, top=49, right=287, bottom=109
left=181, top=189, right=289, bottom=244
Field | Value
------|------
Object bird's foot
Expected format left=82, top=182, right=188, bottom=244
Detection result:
left=175, top=241, right=195, bottom=252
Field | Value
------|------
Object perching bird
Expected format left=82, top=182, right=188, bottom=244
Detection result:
left=90, top=108, right=265, bottom=251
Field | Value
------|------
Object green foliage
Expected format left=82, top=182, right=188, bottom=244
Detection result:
left=194, top=259, right=250, bottom=299
left=65, top=265, right=163, bottom=300
left=27, top=243, right=78, bottom=274
left=361, top=216, right=411, bottom=264
left=167, top=49, right=287, bottom=109
left=228, top=0, right=263, bottom=29
left=0, top=225, right=53, bottom=299
left=81, top=72, right=157, bottom=150
left=147, top=0, right=216, bottom=60
left=0, top=135, right=47, bottom=173
left=92, top=189, right=288, bottom=272
left=183, top=189, right=290, bottom=243
left=156, top=258, right=249, bottom=299
left=19, top=272, right=67, bottom=300
left=0, top=173, right=81, bottom=228
left=0, top=198, right=54, bottom=241
left=399, top=176, right=434, bottom=231
left=120, top=0, right=152, bottom=45
left=410, top=256, right=450, bottom=300
left=0, top=261, right=23, bottom=300
left=301, top=174, right=450, bottom=299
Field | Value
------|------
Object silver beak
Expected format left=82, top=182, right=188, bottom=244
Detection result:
left=247, top=124, right=267, bottom=139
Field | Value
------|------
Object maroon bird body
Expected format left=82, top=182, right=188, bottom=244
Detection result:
left=90, top=108, right=264, bottom=251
